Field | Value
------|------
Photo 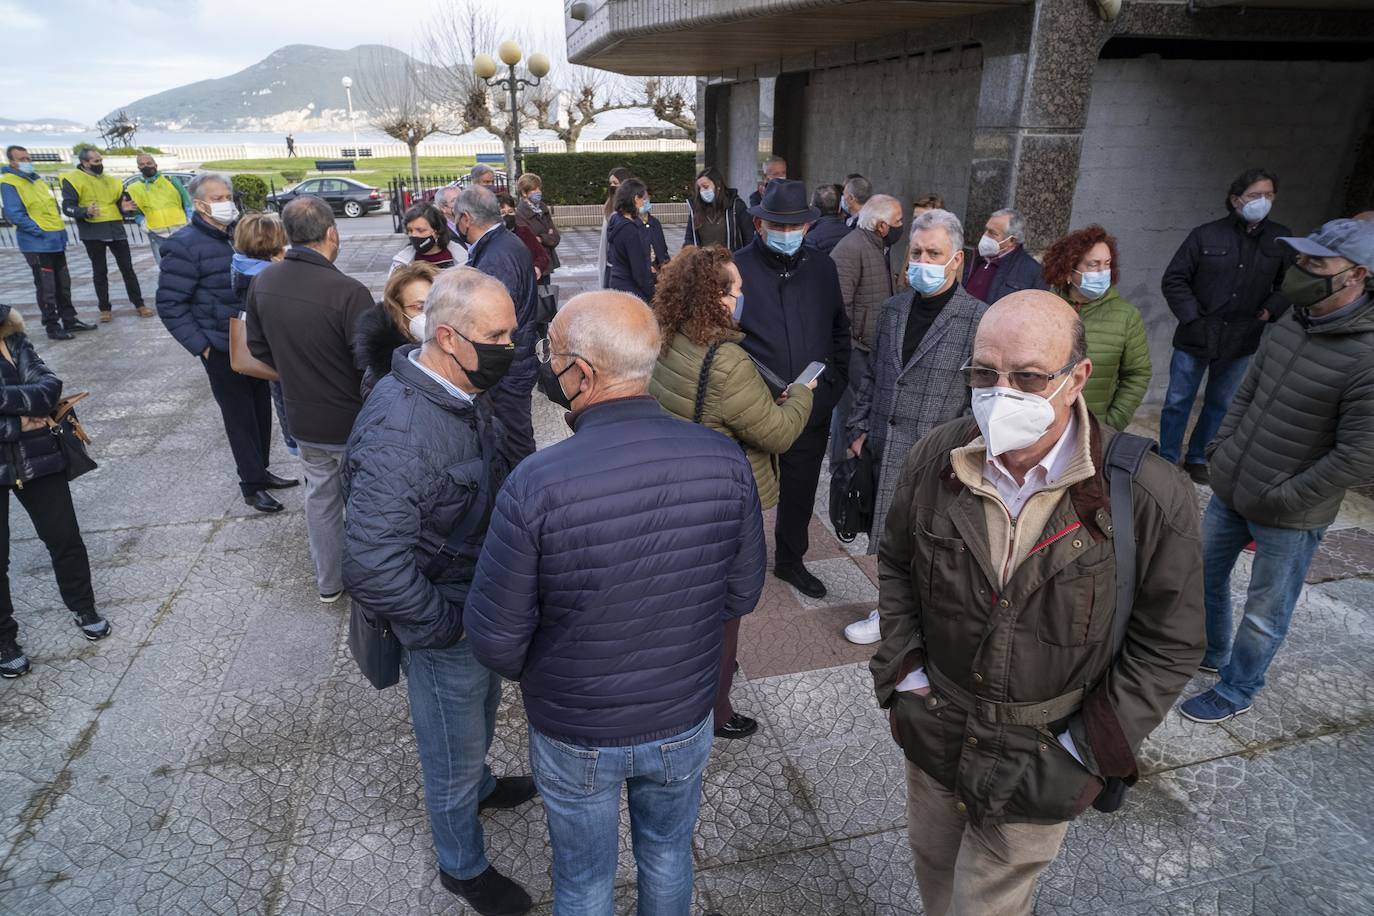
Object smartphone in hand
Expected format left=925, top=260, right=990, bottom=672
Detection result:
left=793, top=361, right=826, bottom=387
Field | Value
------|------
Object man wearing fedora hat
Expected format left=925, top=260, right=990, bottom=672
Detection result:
left=734, top=178, right=851, bottom=599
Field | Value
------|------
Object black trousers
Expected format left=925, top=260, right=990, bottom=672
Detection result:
left=775, top=420, right=832, bottom=569
left=201, top=348, right=273, bottom=495
left=488, top=372, right=537, bottom=468
left=82, top=238, right=145, bottom=311
left=0, top=472, right=96, bottom=643
left=23, top=251, right=77, bottom=330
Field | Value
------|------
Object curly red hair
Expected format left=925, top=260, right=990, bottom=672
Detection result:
left=651, top=245, right=737, bottom=354
left=1041, top=224, right=1120, bottom=290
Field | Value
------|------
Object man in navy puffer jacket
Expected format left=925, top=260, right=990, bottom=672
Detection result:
left=342, top=268, right=537, bottom=916
left=465, top=290, right=767, bottom=916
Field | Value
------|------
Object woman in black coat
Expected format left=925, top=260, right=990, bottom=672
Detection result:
left=354, top=261, right=438, bottom=399
left=0, top=304, right=109, bottom=678
left=684, top=166, right=754, bottom=251
left=603, top=178, right=657, bottom=303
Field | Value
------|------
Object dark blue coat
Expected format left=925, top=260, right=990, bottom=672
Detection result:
left=464, top=397, right=766, bottom=747
left=604, top=212, right=656, bottom=302
left=155, top=214, right=237, bottom=355
left=467, top=224, right=539, bottom=385
left=734, top=234, right=851, bottom=427
left=805, top=214, right=852, bottom=256
left=342, top=346, right=507, bottom=650
left=962, top=244, right=1049, bottom=306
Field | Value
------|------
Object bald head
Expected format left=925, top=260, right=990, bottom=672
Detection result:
left=551, top=291, right=661, bottom=404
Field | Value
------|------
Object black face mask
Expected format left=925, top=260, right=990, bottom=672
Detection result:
left=882, top=226, right=904, bottom=248
left=503, top=214, right=517, bottom=231
left=1282, top=262, right=1354, bottom=312
left=538, top=359, right=581, bottom=410
left=444, top=326, right=515, bottom=391
left=139, top=166, right=157, bottom=179
left=410, top=235, right=437, bottom=253
left=88, top=164, right=104, bottom=176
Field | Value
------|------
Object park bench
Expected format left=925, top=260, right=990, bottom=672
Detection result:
left=340, top=149, right=373, bottom=158
left=315, top=159, right=356, bottom=172
left=30, top=152, right=63, bottom=163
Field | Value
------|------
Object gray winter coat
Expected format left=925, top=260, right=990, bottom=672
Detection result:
left=846, top=286, right=986, bottom=552
left=1208, top=296, right=1374, bottom=530
left=831, top=226, right=894, bottom=353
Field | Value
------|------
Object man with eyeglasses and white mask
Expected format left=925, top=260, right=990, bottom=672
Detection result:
left=869, top=289, right=1204, bottom=916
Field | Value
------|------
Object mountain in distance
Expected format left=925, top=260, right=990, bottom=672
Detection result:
left=109, top=44, right=425, bottom=133
left=0, top=116, right=87, bottom=132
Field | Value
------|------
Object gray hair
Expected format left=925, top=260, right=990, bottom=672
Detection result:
left=78, top=147, right=99, bottom=163
left=281, top=195, right=335, bottom=245
left=843, top=176, right=873, bottom=206
left=811, top=184, right=840, bottom=215
left=456, top=186, right=502, bottom=229
left=422, top=266, right=510, bottom=341
left=991, top=208, right=1026, bottom=244
left=187, top=173, right=233, bottom=200
left=560, top=294, right=660, bottom=386
left=470, top=164, right=495, bottom=181
left=857, top=194, right=902, bottom=232
left=910, top=208, right=964, bottom=254
left=435, top=186, right=459, bottom=209
left=1070, top=315, right=1088, bottom=365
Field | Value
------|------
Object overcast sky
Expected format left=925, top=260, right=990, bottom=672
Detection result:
left=0, top=0, right=567, bottom=123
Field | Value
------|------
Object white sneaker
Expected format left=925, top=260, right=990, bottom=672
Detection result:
left=844, top=609, right=882, bottom=645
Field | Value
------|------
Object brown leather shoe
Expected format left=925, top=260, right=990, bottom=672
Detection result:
left=98, top=312, right=113, bottom=323
left=136, top=306, right=155, bottom=318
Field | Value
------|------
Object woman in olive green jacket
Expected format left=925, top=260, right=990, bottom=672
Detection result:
left=649, top=244, right=815, bottom=741
left=1043, top=224, right=1153, bottom=431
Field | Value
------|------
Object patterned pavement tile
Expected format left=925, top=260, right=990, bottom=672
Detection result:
left=749, top=663, right=888, bottom=748
left=737, top=603, right=878, bottom=678
left=828, top=828, right=922, bottom=916
left=695, top=841, right=859, bottom=916
left=1262, top=723, right=1374, bottom=837
left=787, top=732, right=908, bottom=842
left=1306, top=527, right=1374, bottom=583
left=789, top=556, right=879, bottom=610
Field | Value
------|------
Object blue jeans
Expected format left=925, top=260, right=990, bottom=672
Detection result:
left=404, top=638, right=502, bottom=880
left=1202, top=497, right=1326, bottom=706
left=1158, top=350, right=1250, bottom=465
left=531, top=714, right=714, bottom=916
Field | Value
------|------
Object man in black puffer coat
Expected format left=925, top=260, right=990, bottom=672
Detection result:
left=341, top=268, right=536, bottom=916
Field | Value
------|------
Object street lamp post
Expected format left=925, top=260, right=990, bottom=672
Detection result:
left=341, top=75, right=357, bottom=150
left=473, top=42, right=551, bottom=181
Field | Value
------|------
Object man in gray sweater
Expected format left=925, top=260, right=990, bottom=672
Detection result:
left=1181, top=218, right=1374, bottom=723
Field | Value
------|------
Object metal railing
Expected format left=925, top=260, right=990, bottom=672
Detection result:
left=21, top=138, right=698, bottom=163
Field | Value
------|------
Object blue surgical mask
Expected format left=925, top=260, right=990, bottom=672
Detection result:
left=639, top=199, right=652, bottom=214
left=700, top=188, right=715, bottom=204
left=907, top=255, right=957, bottom=296
left=732, top=294, right=744, bottom=322
left=1075, top=269, right=1111, bottom=300
left=766, top=227, right=805, bottom=257
left=840, top=198, right=850, bottom=216
left=16, top=162, right=35, bottom=176
left=529, top=190, right=542, bottom=204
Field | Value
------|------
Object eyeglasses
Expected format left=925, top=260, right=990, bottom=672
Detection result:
left=960, top=360, right=1078, bottom=393
left=535, top=336, right=589, bottom=367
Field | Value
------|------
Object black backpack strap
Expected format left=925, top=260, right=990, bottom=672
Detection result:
left=1102, top=432, right=1155, bottom=654
left=692, top=344, right=721, bottom=425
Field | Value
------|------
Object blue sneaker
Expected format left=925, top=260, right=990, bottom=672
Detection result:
left=286, top=445, right=300, bottom=457
left=1179, top=688, right=1252, bottom=724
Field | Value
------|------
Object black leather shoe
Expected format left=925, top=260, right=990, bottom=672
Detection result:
left=244, top=490, right=284, bottom=513
left=46, top=327, right=74, bottom=341
left=64, top=319, right=97, bottom=332
left=714, top=713, right=758, bottom=740
left=263, top=472, right=300, bottom=489
left=439, top=866, right=532, bottom=916
left=479, top=776, right=538, bottom=812
left=774, top=563, right=826, bottom=599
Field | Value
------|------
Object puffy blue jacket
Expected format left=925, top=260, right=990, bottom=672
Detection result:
left=604, top=212, right=656, bottom=302
left=464, top=397, right=766, bottom=747
left=342, top=346, right=507, bottom=650
left=155, top=214, right=237, bottom=355
left=467, top=224, right=538, bottom=387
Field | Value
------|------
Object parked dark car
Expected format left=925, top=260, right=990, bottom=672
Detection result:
left=267, top=177, right=383, bottom=218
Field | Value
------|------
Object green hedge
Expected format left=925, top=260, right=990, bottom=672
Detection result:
left=231, top=174, right=269, bottom=211
left=522, top=152, right=695, bottom=206
left=70, top=142, right=164, bottom=156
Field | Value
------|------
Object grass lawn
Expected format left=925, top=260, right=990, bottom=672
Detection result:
left=196, top=155, right=479, bottom=189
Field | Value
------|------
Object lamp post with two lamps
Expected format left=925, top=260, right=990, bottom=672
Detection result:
left=472, top=41, right=551, bottom=181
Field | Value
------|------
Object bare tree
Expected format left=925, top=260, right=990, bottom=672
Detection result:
left=357, top=49, right=451, bottom=186
left=641, top=77, right=697, bottom=135
left=524, top=66, right=639, bottom=152
left=421, top=2, right=521, bottom=174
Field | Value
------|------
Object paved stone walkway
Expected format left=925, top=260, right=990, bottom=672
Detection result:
left=0, top=230, right=1371, bottom=915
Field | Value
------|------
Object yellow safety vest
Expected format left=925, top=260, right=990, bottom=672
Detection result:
left=62, top=169, right=124, bottom=223
left=126, top=175, right=187, bottom=231
left=0, top=172, right=64, bottom=232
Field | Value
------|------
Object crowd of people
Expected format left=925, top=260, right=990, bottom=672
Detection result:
left=0, top=146, right=1372, bottom=916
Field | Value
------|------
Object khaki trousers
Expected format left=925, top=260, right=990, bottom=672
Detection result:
left=906, top=762, right=1069, bottom=916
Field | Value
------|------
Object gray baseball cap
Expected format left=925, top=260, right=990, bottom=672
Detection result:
left=1279, top=218, right=1374, bottom=268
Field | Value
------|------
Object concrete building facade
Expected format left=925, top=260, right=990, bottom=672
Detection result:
left=567, top=0, right=1374, bottom=400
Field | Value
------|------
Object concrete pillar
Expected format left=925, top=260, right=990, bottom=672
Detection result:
left=757, top=76, right=777, bottom=184
left=965, top=0, right=1110, bottom=251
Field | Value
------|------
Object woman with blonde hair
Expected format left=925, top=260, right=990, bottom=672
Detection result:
left=354, top=261, right=439, bottom=398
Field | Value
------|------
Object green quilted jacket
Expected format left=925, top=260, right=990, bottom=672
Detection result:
left=1063, top=286, right=1153, bottom=431
left=649, top=329, right=813, bottom=509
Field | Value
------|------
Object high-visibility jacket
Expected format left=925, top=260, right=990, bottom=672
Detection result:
left=0, top=171, right=64, bottom=231
left=126, top=174, right=189, bottom=231
left=62, top=169, right=123, bottom=222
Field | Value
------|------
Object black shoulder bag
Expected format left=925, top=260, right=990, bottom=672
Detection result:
left=347, top=443, right=496, bottom=690
left=1092, top=431, right=1155, bottom=813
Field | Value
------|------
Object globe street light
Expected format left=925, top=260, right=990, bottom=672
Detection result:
left=472, top=42, right=551, bottom=180
left=341, top=75, right=358, bottom=150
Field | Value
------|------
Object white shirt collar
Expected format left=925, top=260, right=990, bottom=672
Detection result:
left=983, top=412, right=1078, bottom=519
left=408, top=349, right=473, bottom=403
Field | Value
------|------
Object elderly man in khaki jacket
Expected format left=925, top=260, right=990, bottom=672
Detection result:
left=870, top=290, right=1205, bottom=916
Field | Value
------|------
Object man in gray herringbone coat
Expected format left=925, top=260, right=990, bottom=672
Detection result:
left=843, top=209, right=986, bottom=643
